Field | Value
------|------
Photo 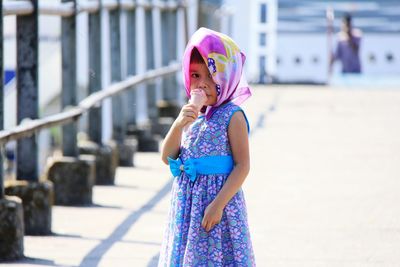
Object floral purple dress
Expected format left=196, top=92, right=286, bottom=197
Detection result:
left=158, top=102, right=256, bottom=266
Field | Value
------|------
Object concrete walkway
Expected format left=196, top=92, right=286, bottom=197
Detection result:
left=5, top=85, right=400, bottom=266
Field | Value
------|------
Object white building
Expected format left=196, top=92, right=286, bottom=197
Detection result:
left=223, top=0, right=278, bottom=83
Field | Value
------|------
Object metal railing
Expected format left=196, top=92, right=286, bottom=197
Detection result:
left=0, top=0, right=188, bottom=198
left=2, top=0, right=184, bottom=16
left=0, top=63, right=181, bottom=144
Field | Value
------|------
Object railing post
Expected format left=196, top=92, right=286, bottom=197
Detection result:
left=125, top=7, right=137, bottom=127
left=0, top=7, right=24, bottom=254
left=131, top=0, right=160, bottom=152
left=152, top=0, right=162, bottom=102
left=145, top=4, right=157, bottom=121
left=157, top=0, right=181, bottom=119
left=110, top=1, right=125, bottom=144
left=135, top=0, right=149, bottom=125
left=88, top=1, right=103, bottom=144
left=176, top=0, right=187, bottom=105
left=0, top=0, right=4, bottom=199
left=110, top=3, right=137, bottom=166
left=147, top=0, right=173, bottom=138
left=80, top=1, right=117, bottom=184
left=170, top=0, right=180, bottom=104
left=161, top=0, right=176, bottom=101
left=61, top=0, right=78, bottom=157
left=46, top=0, right=94, bottom=206
left=0, top=11, right=23, bottom=247
left=16, top=0, right=39, bottom=181
left=7, top=0, right=53, bottom=236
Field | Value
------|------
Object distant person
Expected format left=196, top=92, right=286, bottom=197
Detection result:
left=330, top=13, right=362, bottom=74
left=159, top=28, right=255, bottom=265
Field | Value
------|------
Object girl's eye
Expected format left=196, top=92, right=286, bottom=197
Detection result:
left=191, top=73, right=199, bottom=78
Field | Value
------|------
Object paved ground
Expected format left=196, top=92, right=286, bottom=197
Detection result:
left=4, top=85, right=400, bottom=267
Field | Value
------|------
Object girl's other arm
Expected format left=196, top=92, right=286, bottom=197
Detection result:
left=201, top=111, right=250, bottom=231
left=161, top=103, right=199, bottom=164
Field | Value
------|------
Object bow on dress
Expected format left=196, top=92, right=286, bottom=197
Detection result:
left=167, top=157, right=197, bottom=182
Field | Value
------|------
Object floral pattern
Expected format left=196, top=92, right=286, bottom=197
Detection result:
left=208, top=57, right=217, bottom=74
left=158, top=103, right=255, bottom=266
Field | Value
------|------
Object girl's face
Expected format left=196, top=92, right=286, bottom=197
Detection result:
left=189, top=62, right=218, bottom=106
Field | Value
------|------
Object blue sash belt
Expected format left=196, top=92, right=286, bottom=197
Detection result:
left=167, top=155, right=234, bottom=182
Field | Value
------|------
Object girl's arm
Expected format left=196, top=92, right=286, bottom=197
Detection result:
left=161, top=103, right=199, bottom=164
left=201, top=111, right=250, bottom=231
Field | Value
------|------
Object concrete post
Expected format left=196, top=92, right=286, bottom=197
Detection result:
left=125, top=8, right=137, bottom=127
left=118, top=8, right=139, bottom=165
left=168, top=0, right=178, bottom=99
left=7, top=2, right=53, bottom=236
left=1, top=5, right=23, bottom=258
left=160, top=0, right=177, bottom=101
left=135, top=0, right=148, bottom=125
left=48, top=0, right=94, bottom=206
left=176, top=0, right=187, bottom=105
left=110, top=3, right=124, bottom=143
left=152, top=0, right=162, bottom=103
left=61, top=0, right=78, bottom=157
left=109, top=2, right=136, bottom=166
left=16, top=0, right=39, bottom=181
left=130, top=0, right=159, bottom=152
left=0, top=0, right=4, bottom=199
left=158, top=0, right=181, bottom=119
left=80, top=3, right=117, bottom=184
left=0, top=196, right=24, bottom=261
left=145, top=7, right=157, bottom=122
left=88, top=4, right=102, bottom=144
left=148, top=0, right=174, bottom=137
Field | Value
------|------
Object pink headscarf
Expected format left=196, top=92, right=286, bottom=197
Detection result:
left=182, top=27, right=252, bottom=119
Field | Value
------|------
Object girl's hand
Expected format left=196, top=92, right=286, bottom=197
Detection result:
left=174, top=103, right=199, bottom=128
left=201, top=202, right=223, bottom=232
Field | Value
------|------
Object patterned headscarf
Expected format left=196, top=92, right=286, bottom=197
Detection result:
left=182, top=27, right=252, bottom=119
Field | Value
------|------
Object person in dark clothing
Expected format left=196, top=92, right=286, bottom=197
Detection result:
left=330, top=13, right=362, bottom=74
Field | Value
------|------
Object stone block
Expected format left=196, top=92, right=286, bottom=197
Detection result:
left=46, top=157, right=94, bottom=206
left=106, top=140, right=119, bottom=178
left=117, top=137, right=138, bottom=167
left=5, top=181, right=53, bottom=235
left=151, top=117, right=174, bottom=137
left=79, top=154, right=97, bottom=180
left=125, top=124, right=160, bottom=152
left=138, top=136, right=160, bottom=152
left=0, top=196, right=24, bottom=261
left=137, top=129, right=160, bottom=152
left=79, top=141, right=117, bottom=185
left=158, top=100, right=180, bottom=118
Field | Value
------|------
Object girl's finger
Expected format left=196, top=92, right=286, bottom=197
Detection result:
left=183, top=111, right=196, bottom=119
left=185, top=111, right=195, bottom=118
left=201, top=217, right=207, bottom=229
left=205, top=223, right=210, bottom=232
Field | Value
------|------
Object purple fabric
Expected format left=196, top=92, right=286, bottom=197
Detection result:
left=182, top=27, right=252, bottom=120
left=158, top=103, right=256, bottom=266
left=335, top=34, right=362, bottom=73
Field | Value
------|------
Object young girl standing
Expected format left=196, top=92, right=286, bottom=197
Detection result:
left=159, top=27, right=256, bottom=266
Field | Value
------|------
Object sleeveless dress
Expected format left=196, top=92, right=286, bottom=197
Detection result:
left=158, top=102, right=256, bottom=266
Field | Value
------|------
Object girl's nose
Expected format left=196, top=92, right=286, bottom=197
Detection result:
left=197, top=79, right=207, bottom=89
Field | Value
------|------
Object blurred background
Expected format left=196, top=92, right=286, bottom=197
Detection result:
left=223, top=0, right=400, bottom=84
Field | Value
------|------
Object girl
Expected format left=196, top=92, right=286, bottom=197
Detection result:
left=159, top=27, right=256, bottom=266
